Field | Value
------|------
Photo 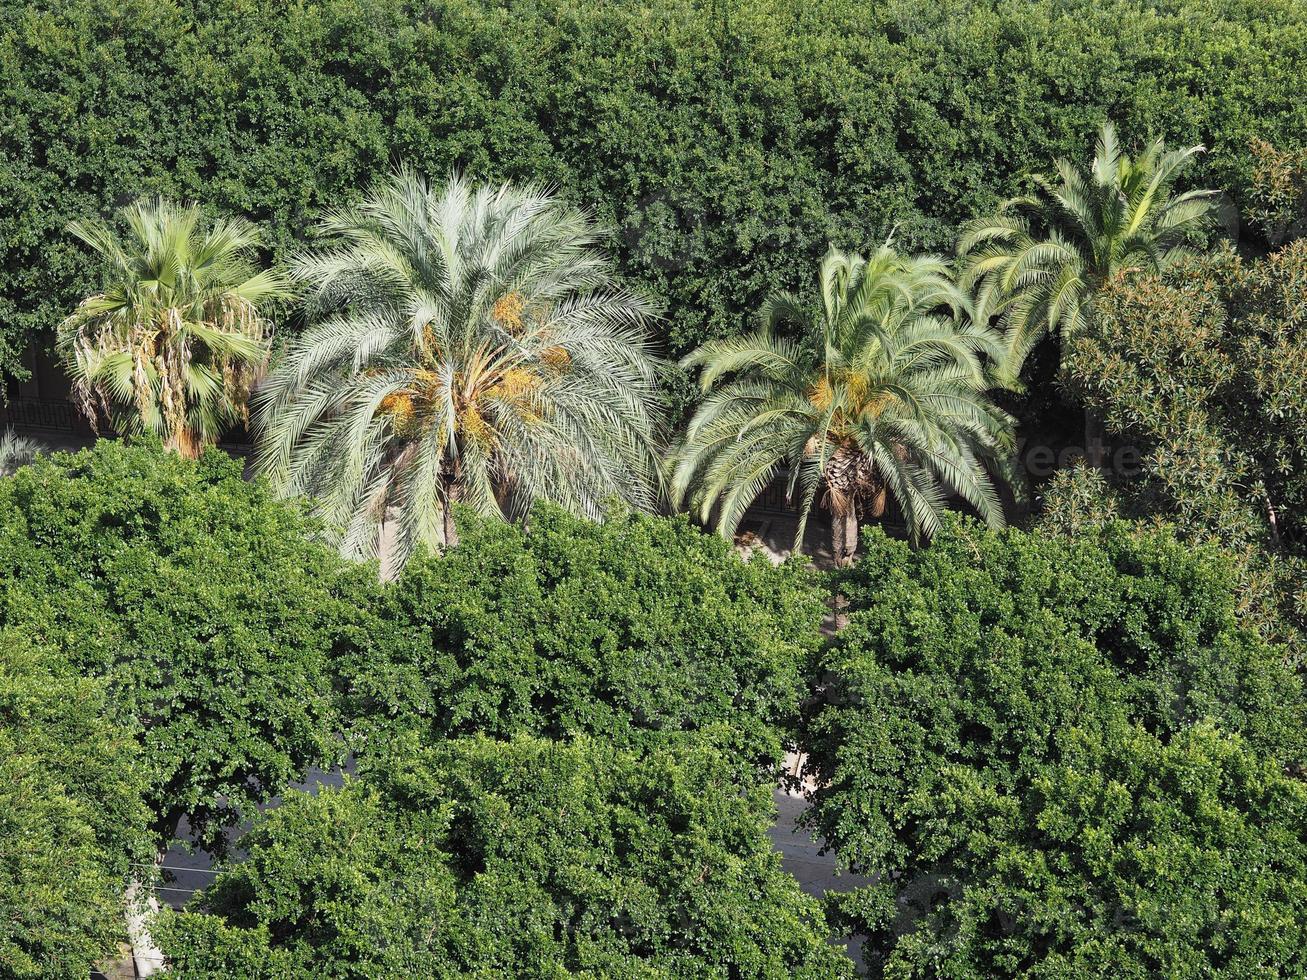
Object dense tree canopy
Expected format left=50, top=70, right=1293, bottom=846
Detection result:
left=803, top=518, right=1307, bottom=977
left=341, top=504, right=824, bottom=772
left=0, top=440, right=377, bottom=848
left=4, top=0, right=1305, bottom=383
left=157, top=736, right=855, bottom=978
left=0, top=630, right=150, bottom=979
left=3, top=5, right=1306, bottom=970
left=1052, top=240, right=1307, bottom=634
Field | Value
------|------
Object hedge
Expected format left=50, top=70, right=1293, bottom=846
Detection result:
left=157, top=735, right=855, bottom=978
left=803, top=518, right=1307, bottom=976
left=3, top=0, right=1305, bottom=387
left=0, top=440, right=378, bottom=849
left=0, top=630, right=150, bottom=979
left=342, top=504, right=825, bottom=772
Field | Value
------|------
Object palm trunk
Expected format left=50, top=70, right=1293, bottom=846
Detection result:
left=168, top=426, right=201, bottom=460
left=831, top=501, right=859, bottom=567
left=867, top=484, right=887, bottom=520
left=441, top=479, right=459, bottom=550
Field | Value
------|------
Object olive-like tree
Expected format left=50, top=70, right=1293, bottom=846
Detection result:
left=254, top=170, right=664, bottom=570
left=673, top=243, right=1012, bottom=565
left=58, top=199, right=287, bottom=457
left=958, top=122, right=1218, bottom=384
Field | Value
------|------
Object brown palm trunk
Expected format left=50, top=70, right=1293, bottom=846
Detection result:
left=831, top=501, right=859, bottom=567
left=169, top=426, right=201, bottom=460
left=867, top=484, right=887, bottom=520
left=441, top=479, right=459, bottom=550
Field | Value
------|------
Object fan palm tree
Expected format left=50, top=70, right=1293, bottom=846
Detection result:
left=958, top=121, right=1218, bottom=384
left=672, top=243, right=1013, bottom=566
left=58, top=198, right=287, bottom=457
left=253, top=169, right=664, bottom=570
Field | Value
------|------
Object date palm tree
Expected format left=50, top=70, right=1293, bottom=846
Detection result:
left=958, top=121, right=1218, bottom=384
left=0, top=429, right=41, bottom=476
left=253, top=169, right=664, bottom=569
left=58, top=198, right=287, bottom=457
left=672, top=243, right=1013, bottom=565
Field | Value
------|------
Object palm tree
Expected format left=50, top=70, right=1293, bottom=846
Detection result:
left=58, top=198, right=287, bottom=458
left=672, top=243, right=1013, bottom=566
left=253, top=169, right=664, bottom=570
left=958, top=121, right=1218, bottom=384
left=0, top=428, right=41, bottom=476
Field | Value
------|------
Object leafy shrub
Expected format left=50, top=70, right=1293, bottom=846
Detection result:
left=1247, top=139, right=1307, bottom=244
left=0, top=440, right=378, bottom=848
left=0, top=630, right=150, bottom=978
left=157, top=735, right=855, bottom=978
left=3, top=0, right=1305, bottom=381
left=1060, top=241, right=1307, bottom=636
left=804, top=519, right=1307, bottom=976
left=343, top=505, right=824, bottom=771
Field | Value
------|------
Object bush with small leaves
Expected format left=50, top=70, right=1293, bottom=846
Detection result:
left=0, top=440, right=378, bottom=850
left=805, top=518, right=1307, bottom=976
left=1060, top=241, right=1307, bottom=638
left=341, top=504, right=825, bottom=773
left=0, top=631, right=151, bottom=978
left=157, top=736, right=856, bottom=978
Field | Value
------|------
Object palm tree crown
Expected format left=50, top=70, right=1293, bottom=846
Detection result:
left=254, top=170, right=664, bottom=569
left=58, top=198, right=287, bottom=457
left=673, top=243, right=1013, bottom=564
left=958, top=121, right=1218, bottom=381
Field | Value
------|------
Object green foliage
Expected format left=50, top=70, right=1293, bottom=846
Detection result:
left=805, top=519, right=1307, bottom=976
left=1060, top=241, right=1307, bottom=633
left=0, top=630, right=150, bottom=978
left=0, top=427, right=41, bottom=476
left=157, top=736, right=855, bottom=978
left=674, top=243, right=1012, bottom=561
left=343, top=504, right=822, bottom=771
left=58, top=197, right=289, bottom=455
left=959, top=121, right=1217, bottom=380
left=0, top=439, right=377, bottom=848
left=1247, top=139, right=1307, bottom=245
left=3, top=0, right=1305, bottom=381
left=253, top=169, right=664, bottom=569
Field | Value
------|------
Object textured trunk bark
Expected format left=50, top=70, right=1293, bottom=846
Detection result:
left=831, top=502, right=859, bottom=567
left=1266, top=491, right=1284, bottom=551
left=167, top=425, right=201, bottom=460
left=442, top=483, right=459, bottom=550
left=127, top=859, right=166, bottom=977
left=127, top=807, right=181, bottom=978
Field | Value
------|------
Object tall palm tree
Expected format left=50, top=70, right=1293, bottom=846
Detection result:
left=672, top=243, right=1013, bottom=565
left=958, top=121, right=1218, bottom=384
left=253, top=170, right=664, bottom=570
left=58, top=198, right=287, bottom=457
